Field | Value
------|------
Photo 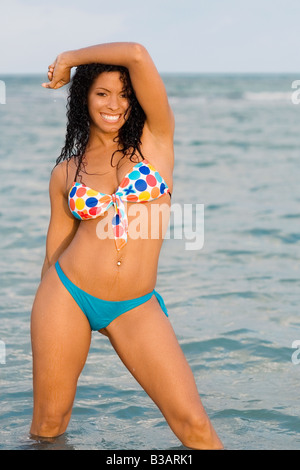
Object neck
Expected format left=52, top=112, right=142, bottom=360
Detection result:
left=88, top=124, right=119, bottom=150
left=84, top=127, right=123, bottom=167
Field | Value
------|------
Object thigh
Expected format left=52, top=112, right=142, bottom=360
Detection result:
left=104, top=296, right=204, bottom=428
left=31, top=264, right=91, bottom=418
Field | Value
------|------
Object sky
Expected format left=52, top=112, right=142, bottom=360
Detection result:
left=0, top=0, right=299, bottom=74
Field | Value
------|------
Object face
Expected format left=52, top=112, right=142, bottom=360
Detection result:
left=87, top=71, right=130, bottom=135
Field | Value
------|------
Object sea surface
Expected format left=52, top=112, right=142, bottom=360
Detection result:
left=0, top=73, right=299, bottom=450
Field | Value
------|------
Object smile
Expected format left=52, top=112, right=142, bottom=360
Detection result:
left=100, top=113, right=121, bottom=123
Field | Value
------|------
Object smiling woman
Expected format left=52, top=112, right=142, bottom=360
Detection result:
left=30, top=42, right=223, bottom=450
left=88, top=73, right=130, bottom=131
left=56, top=62, right=147, bottom=184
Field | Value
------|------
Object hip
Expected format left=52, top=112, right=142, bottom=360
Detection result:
left=57, top=231, right=163, bottom=301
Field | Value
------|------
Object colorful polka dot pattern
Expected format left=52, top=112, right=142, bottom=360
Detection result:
left=68, top=160, right=170, bottom=251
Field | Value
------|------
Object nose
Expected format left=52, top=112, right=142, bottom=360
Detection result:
left=107, top=94, right=120, bottom=111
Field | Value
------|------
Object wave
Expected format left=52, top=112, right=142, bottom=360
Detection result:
left=169, top=91, right=292, bottom=104
left=244, top=92, right=291, bottom=102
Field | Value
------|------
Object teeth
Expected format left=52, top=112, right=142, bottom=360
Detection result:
left=101, top=114, right=120, bottom=122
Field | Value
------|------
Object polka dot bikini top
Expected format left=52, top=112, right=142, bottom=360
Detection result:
left=68, top=159, right=171, bottom=251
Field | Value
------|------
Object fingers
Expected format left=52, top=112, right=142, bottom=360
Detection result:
left=41, top=79, right=56, bottom=89
left=41, top=82, right=53, bottom=88
left=41, top=62, right=56, bottom=88
left=41, top=58, right=71, bottom=89
left=41, top=79, right=63, bottom=89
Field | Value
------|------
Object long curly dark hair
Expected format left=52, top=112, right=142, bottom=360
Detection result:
left=55, top=63, right=146, bottom=181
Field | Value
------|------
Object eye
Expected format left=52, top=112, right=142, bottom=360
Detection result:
left=97, top=92, right=107, bottom=97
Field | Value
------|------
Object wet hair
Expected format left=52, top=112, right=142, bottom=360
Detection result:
left=54, top=63, right=146, bottom=181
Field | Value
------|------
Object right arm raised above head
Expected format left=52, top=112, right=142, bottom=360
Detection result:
left=42, top=42, right=174, bottom=140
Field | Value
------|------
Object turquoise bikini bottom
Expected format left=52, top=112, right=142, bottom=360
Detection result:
left=55, top=261, right=168, bottom=331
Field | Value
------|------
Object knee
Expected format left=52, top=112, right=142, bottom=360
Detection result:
left=179, top=414, right=208, bottom=446
left=30, top=412, right=69, bottom=438
left=176, top=413, right=222, bottom=450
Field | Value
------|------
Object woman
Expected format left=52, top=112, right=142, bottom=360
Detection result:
left=30, top=42, right=223, bottom=450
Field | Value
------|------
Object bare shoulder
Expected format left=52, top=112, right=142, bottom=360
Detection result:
left=140, top=125, right=174, bottom=192
left=49, top=158, right=77, bottom=198
left=44, top=158, right=80, bottom=267
left=141, top=124, right=174, bottom=164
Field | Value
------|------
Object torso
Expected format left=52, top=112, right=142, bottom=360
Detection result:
left=58, top=128, right=174, bottom=301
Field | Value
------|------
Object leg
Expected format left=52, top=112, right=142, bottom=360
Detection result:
left=30, top=265, right=91, bottom=438
left=103, top=296, right=223, bottom=450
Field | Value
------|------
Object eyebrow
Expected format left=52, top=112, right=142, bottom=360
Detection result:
left=94, top=87, right=111, bottom=92
left=94, top=86, right=127, bottom=92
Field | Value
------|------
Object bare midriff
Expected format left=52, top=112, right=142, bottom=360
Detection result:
left=58, top=195, right=171, bottom=301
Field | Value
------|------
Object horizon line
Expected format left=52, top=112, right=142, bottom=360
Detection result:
left=1, top=70, right=299, bottom=76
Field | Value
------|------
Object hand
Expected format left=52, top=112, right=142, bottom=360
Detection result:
left=42, top=54, right=72, bottom=89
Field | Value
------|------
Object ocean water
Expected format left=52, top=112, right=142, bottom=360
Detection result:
left=0, top=73, right=299, bottom=450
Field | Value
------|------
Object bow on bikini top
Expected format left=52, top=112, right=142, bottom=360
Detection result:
left=68, top=159, right=171, bottom=251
